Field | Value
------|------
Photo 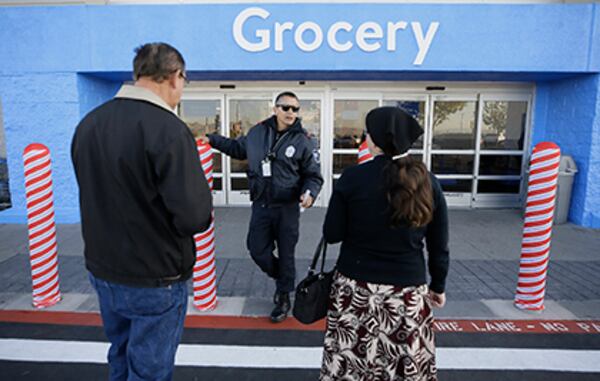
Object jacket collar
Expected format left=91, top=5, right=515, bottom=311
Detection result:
left=114, top=84, right=177, bottom=115
left=264, top=115, right=303, bottom=133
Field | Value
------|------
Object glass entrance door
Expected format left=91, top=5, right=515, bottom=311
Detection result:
left=330, top=94, right=429, bottom=201
left=181, top=91, right=325, bottom=206
left=426, top=94, right=530, bottom=207
left=473, top=94, right=530, bottom=207
left=331, top=95, right=379, bottom=194
left=179, top=95, right=225, bottom=205
left=429, top=95, right=478, bottom=207
left=297, top=93, right=325, bottom=206
left=181, top=85, right=532, bottom=209
left=226, top=95, right=273, bottom=204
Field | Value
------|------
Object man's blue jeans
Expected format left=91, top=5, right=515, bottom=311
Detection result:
left=89, top=273, right=188, bottom=381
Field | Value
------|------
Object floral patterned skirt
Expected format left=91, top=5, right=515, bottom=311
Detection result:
left=320, top=271, right=437, bottom=381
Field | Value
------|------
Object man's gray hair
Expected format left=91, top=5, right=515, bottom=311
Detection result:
left=133, top=42, right=185, bottom=82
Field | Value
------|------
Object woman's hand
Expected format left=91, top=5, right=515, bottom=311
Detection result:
left=429, top=291, right=446, bottom=308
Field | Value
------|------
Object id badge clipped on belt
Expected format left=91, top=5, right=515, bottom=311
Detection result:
left=261, top=158, right=272, bottom=177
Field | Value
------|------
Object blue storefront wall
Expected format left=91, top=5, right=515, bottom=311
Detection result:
left=0, top=3, right=599, bottom=226
left=534, top=75, right=600, bottom=227
left=0, top=73, right=81, bottom=221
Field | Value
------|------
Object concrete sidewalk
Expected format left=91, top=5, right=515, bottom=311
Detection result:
left=0, top=208, right=599, bottom=320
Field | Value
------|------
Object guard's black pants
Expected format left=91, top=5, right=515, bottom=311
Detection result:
left=246, top=202, right=300, bottom=293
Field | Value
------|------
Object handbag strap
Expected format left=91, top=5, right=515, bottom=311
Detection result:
left=308, top=237, right=328, bottom=275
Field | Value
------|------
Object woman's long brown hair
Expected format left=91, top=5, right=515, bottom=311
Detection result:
left=382, top=141, right=434, bottom=228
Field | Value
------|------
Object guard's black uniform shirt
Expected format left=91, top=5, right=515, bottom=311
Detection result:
left=208, top=116, right=323, bottom=204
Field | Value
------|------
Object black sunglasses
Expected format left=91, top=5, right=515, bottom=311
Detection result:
left=277, top=104, right=300, bottom=113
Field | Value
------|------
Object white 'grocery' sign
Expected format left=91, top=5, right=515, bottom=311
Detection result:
left=233, top=7, right=439, bottom=65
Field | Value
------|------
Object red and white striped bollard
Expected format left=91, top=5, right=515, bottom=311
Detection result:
left=193, top=141, right=217, bottom=311
left=357, top=140, right=373, bottom=164
left=514, top=142, right=561, bottom=311
left=23, top=143, right=61, bottom=308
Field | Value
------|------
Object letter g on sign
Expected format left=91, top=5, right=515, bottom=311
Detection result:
left=233, top=7, right=271, bottom=52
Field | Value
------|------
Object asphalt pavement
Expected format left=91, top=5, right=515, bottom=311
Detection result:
left=1, top=207, right=599, bottom=380
left=0, top=207, right=599, bottom=320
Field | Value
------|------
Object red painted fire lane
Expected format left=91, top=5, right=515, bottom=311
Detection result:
left=432, top=319, right=600, bottom=334
left=0, top=310, right=599, bottom=334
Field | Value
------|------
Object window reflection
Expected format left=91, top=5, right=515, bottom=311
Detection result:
left=229, top=100, right=272, bottom=174
left=179, top=100, right=223, bottom=175
left=300, top=100, right=321, bottom=148
left=481, top=101, right=526, bottom=150
left=439, top=179, right=472, bottom=193
left=213, top=177, right=223, bottom=191
left=179, top=100, right=221, bottom=138
left=229, top=121, right=244, bottom=139
left=334, top=100, right=378, bottom=149
left=229, top=100, right=272, bottom=136
left=432, top=101, right=476, bottom=150
left=231, top=177, right=249, bottom=190
left=382, top=100, right=425, bottom=149
left=432, top=155, right=474, bottom=175
left=477, top=179, right=520, bottom=194
left=333, top=154, right=359, bottom=174
left=231, top=159, right=248, bottom=173
left=478, top=155, right=522, bottom=176
left=333, top=153, right=424, bottom=175
left=212, top=152, right=222, bottom=173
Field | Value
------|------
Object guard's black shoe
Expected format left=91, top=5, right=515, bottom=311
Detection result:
left=270, top=292, right=290, bottom=323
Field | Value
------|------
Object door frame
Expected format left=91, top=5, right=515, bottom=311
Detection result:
left=472, top=92, right=532, bottom=208
left=428, top=93, right=479, bottom=207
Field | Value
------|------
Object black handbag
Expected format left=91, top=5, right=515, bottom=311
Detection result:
left=293, top=237, right=335, bottom=324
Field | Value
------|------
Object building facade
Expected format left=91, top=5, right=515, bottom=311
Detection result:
left=0, top=1, right=599, bottom=227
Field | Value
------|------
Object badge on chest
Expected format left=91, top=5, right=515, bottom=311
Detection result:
left=261, top=158, right=272, bottom=177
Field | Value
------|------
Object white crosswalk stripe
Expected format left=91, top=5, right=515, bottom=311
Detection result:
left=1, top=339, right=599, bottom=373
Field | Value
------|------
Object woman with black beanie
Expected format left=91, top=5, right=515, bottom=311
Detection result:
left=320, top=106, right=449, bottom=381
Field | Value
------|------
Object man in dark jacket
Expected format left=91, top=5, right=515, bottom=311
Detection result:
left=71, top=43, right=212, bottom=381
left=201, top=92, right=323, bottom=323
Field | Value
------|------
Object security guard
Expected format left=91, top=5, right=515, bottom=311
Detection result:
left=202, top=92, right=323, bottom=322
